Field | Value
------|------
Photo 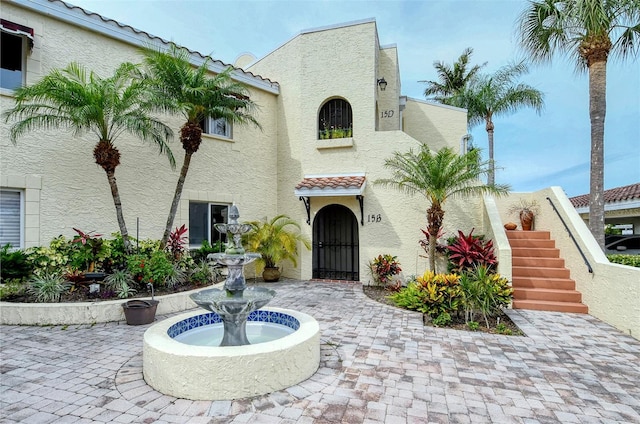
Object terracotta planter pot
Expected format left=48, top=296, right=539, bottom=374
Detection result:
left=520, top=210, right=535, bottom=231
left=262, top=267, right=281, bottom=282
left=122, top=299, right=159, bottom=325
left=504, top=222, right=518, bottom=231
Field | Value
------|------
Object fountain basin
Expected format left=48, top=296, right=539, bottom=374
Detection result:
left=143, top=307, right=320, bottom=400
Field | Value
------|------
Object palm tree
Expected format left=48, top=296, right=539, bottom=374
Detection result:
left=4, top=62, right=175, bottom=254
left=517, top=0, right=640, bottom=250
left=420, top=47, right=486, bottom=103
left=142, top=44, right=261, bottom=248
left=376, top=146, right=510, bottom=272
left=244, top=214, right=311, bottom=281
left=451, top=62, right=544, bottom=185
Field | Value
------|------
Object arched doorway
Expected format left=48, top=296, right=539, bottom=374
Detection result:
left=312, top=204, right=359, bottom=280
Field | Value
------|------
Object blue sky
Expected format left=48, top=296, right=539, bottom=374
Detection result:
left=70, top=0, right=639, bottom=197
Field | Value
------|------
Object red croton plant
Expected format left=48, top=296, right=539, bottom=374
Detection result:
left=166, top=224, right=188, bottom=260
left=447, top=229, right=497, bottom=273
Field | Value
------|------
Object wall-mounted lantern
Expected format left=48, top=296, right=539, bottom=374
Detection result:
left=377, top=77, right=387, bottom=91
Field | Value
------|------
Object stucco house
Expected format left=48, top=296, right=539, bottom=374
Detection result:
left=2, top=0, right=639, bottom=339
left=1, top=0, right=470, bottom=282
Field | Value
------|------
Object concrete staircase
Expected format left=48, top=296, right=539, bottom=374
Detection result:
left=507, top=230, right=588, bottom=314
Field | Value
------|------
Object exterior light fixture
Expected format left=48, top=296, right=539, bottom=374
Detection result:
left=377, top=77, right=387, bottom=91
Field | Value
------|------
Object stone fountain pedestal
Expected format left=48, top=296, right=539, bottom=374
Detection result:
left=142, top=205, right=320, bottom=400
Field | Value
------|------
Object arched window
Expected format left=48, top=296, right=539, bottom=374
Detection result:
left=318, top=98, right=353, bottom=139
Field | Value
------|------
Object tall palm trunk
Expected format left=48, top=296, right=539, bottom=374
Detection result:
left=161, top=122, right=202, bottom=248
left=486, top=117, right=495, bottom=186
left=426, top=203, right=445, bottom=271
left=588, top=59, right=607, bottom=250
left=105, top=170, right=131, bottom=254
left=94, top=140, right=131, bottom=254
left=161, top=151, right=194, bottom=248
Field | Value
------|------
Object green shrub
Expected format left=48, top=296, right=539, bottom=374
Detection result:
left=165, top=263, right=188, bottom=289
left=190, top=240, right=224, bottom=262
left=495, top=323, right=512, bottom=335
left=189, top=260, right=220, bottom=285
left=368, top=254, right=402, bottom=287
left=1, top=244, right=32, bottom=281
left=0, top=279, right=27, bottom=300
left=386, top=281, right=426, bottom=311
left=607, top=254, right=640, bottom=268
left=27, top=272, right=71, bottom=303
left=467, top=321, right=480, bottom=331
left=432, top=312, right=452, bottom=327
left=127, top=251, right=174, bottom=288
left=104, top=269, right=137, bottom=299
left=459, top=266, right=513, bottom=327
left=25, top=236, right=73, bottom=276
left=388, top=271, right=462, bottom=318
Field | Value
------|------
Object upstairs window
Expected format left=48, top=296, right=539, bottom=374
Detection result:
left=1, top=19, right=33, bottom=91
left=200, top=117, right=232, bottom=139
left=318, top=98, right=353, bottom=139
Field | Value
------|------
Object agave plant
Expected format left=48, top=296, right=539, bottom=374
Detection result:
left=104, top=269, right=137, bottom=299
left=27, top=272, right=71, bottom=303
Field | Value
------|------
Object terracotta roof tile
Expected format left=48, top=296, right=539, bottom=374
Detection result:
left=570, top=182, right=640, bottom=208
left=295, top=175, right=366, bottom=190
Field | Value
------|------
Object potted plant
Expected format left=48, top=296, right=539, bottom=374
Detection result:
left=243, top=214, right=311, bottom=282
left=508, top=199, right=540, bottom=231
left=122, top=282, right=158, bottom=325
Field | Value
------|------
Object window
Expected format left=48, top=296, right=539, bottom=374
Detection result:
left=200, top=117, right=232, bottom=139
left=0, top=190, right=23, bottom=248
left=318, top=98, right=353, bottom=139
left=189, top=202, right=229, bottom=247
left=1, top=19, right=33, bottom=91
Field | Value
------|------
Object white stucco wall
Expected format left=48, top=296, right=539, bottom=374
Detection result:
left=403, top=99, right=469, bottom=154
left=250, top=20, right=474, bottom=281
left=1, top=2, right=279, bottom=247
left=4, top=4, right=484, bottom=288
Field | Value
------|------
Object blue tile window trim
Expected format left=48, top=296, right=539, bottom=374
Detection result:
left=168, top=310, right=300, bottom=338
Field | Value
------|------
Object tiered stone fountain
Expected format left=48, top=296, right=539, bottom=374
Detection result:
left=142, top=205, right=320, bottom=400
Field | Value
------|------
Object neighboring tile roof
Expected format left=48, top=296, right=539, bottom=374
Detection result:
left=570, top=182, right=640, bottom=208
left=294, top=174, right=366, bottom=196
left=49, top=0, right=278, bottom=88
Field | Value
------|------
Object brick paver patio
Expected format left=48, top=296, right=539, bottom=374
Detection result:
left=1, top=280, right=639, bottom=423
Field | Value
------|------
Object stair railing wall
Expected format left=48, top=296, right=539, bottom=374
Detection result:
left=546, top=196, right=593, bottom=273
left=541, top=187, right=639, bottom=340
left=482, top=195, right=512, bottom=282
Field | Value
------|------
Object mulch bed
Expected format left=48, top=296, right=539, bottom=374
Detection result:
left=362, top=285, right=524, bottom=336
left=3, top=280, right=210, bottom=303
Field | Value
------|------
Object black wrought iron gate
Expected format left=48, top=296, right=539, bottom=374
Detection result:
left=312, top=204, right=359, bottom=280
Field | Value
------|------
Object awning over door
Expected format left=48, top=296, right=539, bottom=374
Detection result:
left=294, top=173, right=366, bottom=225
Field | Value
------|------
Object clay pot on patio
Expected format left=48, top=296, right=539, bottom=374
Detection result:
left=122, top=299, right=159, bottom=325
left=504, top=222, right=518, bottom=231
left=262, top=267, right=281, bottom=282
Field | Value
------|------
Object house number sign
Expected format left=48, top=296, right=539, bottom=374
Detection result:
left=367, top=214, right=382, bottom=223
left=380, top=110, right=394, bottom=118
